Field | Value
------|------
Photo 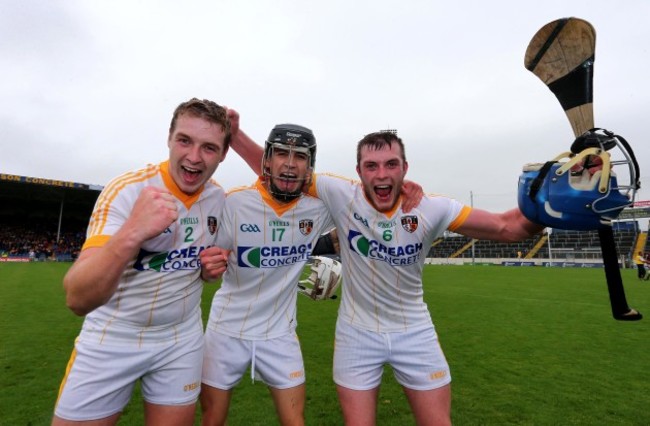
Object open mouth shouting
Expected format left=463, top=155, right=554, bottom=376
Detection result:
left=375, top=184, right=393, bottom=202
left=181, top=165, right=203, bottom=184
left=276, top=172, right=301, bottom=191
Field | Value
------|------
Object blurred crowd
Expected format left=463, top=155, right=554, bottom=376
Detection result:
left=0, top=225, right=85, bottom=261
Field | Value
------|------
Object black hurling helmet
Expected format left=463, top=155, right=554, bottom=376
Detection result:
left=263, top=123, right=316, bottom=202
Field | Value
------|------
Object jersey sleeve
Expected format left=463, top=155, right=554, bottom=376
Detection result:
left=308, top=173, right=358, bottom=214
left=82, top=175, right=139, bottom=250
left=448, top=205, right=472, bottom=231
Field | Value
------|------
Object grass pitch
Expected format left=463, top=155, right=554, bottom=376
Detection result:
left=1, top=263, right=649, bottom=425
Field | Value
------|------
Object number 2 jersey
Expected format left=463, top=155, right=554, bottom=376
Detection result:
left=78, top=161, right=224, bottom=345
left=206, top=178, right=334, bottom=340
left=308, top=174, right=471, bottom=333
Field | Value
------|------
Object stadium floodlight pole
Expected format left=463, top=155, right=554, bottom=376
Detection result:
left=547, top=228, right=553, bottom=267
left=470, top=190, right=475, bottom=264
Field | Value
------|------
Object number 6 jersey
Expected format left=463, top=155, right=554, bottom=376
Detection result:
left=308, top=173, right=471, bottom=333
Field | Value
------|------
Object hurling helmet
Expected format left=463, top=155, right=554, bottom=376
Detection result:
left=263, top=123, right=316, bottom=201
left=298, top=256, right=342, bottom=300
left=518, top=129, right=639, bottom=230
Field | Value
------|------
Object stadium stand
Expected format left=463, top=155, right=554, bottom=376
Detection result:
left=427, top=222, right=642, bottom=266
left=0, top=173, right=101, bottom=262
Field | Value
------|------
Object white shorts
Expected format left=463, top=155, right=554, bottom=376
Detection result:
left=333, top=318, right=451, bottom=391
left=202, top=328, right=305, bottom=390
left=54, top=331, right=203, bottom=421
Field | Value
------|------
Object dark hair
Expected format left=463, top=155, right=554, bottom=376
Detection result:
left=169, top=98, right=231, bottom=147
left=356, top=132, right=405, bottom=166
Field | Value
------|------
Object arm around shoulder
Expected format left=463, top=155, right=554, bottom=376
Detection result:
left=227, top=109, right=264, bottom=175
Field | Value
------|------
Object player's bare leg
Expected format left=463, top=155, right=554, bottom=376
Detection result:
left=269, top=383, right=306, bottom=426
left=336, top=385, right=379, bottom=426
left=51, top=412, right=121, bottom=426
left=402, top=384, right=451, bottom=426
left=200, top=384, right=232, bottom=426
left=143, top=401, right=196, bottom=426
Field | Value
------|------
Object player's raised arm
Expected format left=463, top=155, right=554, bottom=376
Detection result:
left=63, top=187, right=178, bottom=316
left=455, top=207, right=545, bottom=243
left=227, top=109, right=264, bottom=175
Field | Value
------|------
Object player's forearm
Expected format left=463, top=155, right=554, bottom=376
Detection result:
left=312, top=229, right=339, bottom=256
left=496, top=208, right=546, bottom=242
left=458, top=208, right=545, bottom=242
left=63, top=229, right=144, bottom=316
left=230, top=128, right=264, bottom=175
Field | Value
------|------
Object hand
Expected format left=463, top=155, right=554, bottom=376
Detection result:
left=126, top=186, right=178, bottom=243
left=227, top=108, right=240, bottom=138
left=401, top=180, right=424, bottom=213
left=200, top=246, right=229, bottom=282
left=570, top=153, right=605, bottom=175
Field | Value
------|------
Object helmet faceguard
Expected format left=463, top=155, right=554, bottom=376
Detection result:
left=263, top=124, right=316, bottom=202
left=518, top=128, right=640, bottom=230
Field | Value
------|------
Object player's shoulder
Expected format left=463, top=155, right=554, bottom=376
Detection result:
left=315, top=172, right=359, bottom=186
left=312, top=173, right=361, bottom=201
left=298, top=192, right=327, bottom=207
left=225, top=182, right=257, bottom=197
left=205, top=178, right=225, bottom=192
left=416, top=192, right=464, bottom=210
left=102, top=164, right=161, bottom=195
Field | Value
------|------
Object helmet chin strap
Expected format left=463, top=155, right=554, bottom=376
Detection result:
left=267, top=179, right=302, bottom=202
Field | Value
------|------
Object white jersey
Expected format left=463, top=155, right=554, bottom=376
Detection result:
left=78, top=161, right=225, bottom=345
left=206, top=178, right=334, bottom=340
left=308, top=174, right=471, bottom=333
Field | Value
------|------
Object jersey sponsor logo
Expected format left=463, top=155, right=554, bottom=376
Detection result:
left=237, top=243, right=312, bottom=268
left=240, top=223, right=262, bottom=232
left=208, top=216, right=218, bottom=235
left=133, top=245, right=209, bottom=272
left=347, top=229, right=422, bottom=266
left=401, top=215, right=418, bottom=233
left=299, top=219, right=313, bottom=236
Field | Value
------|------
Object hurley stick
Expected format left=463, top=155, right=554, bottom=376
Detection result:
left=525, top=17, right=641, bottom=320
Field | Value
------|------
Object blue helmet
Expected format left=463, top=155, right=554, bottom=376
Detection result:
left=518, top=129, right=639, bottom=230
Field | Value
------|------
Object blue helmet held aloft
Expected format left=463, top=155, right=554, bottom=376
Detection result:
left=518, top=129, right=639, bottom=230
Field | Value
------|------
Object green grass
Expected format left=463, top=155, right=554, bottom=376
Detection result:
left=1, top=263, right=649, bottom=425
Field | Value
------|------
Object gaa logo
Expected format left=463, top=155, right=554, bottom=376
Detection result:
left=240, top=223, right=261, bottom=232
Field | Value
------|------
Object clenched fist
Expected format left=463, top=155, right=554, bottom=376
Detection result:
left=200, top=246, right=230, bottom=282
left=127, top=186, right=179, bottom=243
